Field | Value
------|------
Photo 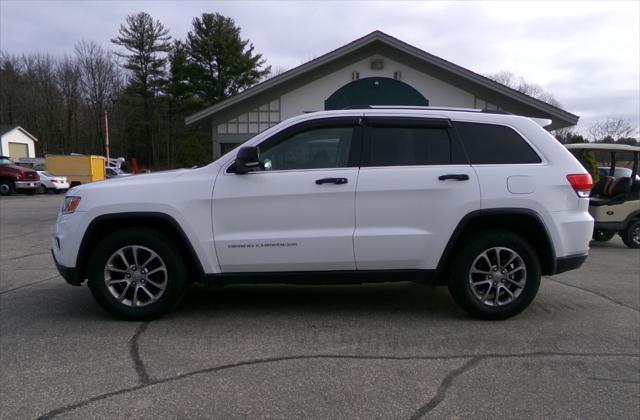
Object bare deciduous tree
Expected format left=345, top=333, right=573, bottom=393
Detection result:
left=75, top=40, right=121, bottom=153
left=588, top=118, right=637, bottom=143
left=486, top=71, right=562, bottom=108
left=56, top=56, right=82, bottom=153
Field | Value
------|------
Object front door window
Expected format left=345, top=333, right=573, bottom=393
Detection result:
left=259, top=127, right=354, bottom=171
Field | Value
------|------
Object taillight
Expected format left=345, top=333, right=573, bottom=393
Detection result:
left=567, top=174, right=593, bottom=198
left=51, top=179, right=59, bottom=183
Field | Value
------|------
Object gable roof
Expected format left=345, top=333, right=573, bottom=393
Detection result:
left=185, top=30, right=578, bottom=128
left=0, top=125, right=39, bottom=142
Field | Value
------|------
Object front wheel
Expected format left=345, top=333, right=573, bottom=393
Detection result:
left=87, top=228, right=187, bottom=320
left=448, top=230, right=541, bottom=320
left=0, top=180, right=13, bottom=196
left=621, top=220, right=640, bottom=249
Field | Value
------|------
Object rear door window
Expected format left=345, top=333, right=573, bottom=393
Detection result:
left=363, top=119, right=462, bottom=166
left=454, top=121, right=541, bottom=164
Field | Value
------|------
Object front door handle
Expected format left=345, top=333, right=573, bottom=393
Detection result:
left=438, top=174, right=470, bottom=181
left=316, top=177, right=348, bottom=185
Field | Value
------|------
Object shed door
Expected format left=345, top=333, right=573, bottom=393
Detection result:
left=8, top=142, right=28, bottom=159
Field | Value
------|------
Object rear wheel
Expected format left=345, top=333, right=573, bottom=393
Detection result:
left=36, top=185, right=47, bottom=194
left=592, top=229, right=615, bottom=242
left=621, top=220, right=640, bottom=249
left=448, top=230, right=541, bottom=320
left=87, top=228, right=187, bottom=320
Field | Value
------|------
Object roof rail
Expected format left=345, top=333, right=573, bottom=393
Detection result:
left=479, top=109, right=512, bottom=115
left=342, top=105, right=513, bottom=115
left=367, top=105, right=479, bottom=112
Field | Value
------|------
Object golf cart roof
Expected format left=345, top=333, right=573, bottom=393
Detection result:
left=565, top=143, right=640, bottom=152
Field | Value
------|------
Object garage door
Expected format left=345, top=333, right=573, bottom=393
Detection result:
left=8, top=142, right=28, bottom=159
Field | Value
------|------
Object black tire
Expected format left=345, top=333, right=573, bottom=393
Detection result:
left=621, top=220, right=640, bottom=249
left=36, top=185, right=47, bottom=194
left=0, top=180, right=13, bottom=196
left=448, top=230, right=541, bottom=320
left=87, top=228, right=187, bottom=320
left=592, top=229, right=615, bottom=242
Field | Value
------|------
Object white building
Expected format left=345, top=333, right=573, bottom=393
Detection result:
left=186, top=31, right=578, bottom=159
left=0, top=125, right=38, bottom=160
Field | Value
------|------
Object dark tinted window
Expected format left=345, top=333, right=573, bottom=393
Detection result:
left=259, top=126, right=353, bottom=171
left=455, top=122, right=541, bottom=164
left=367, top=127, right=451, bottom=166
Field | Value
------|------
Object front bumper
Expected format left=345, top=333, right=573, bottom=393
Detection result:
left=51, top=249, right=83, bottom=286
left=15, top=181, right=39, bottom=189
left=594, top=221, right=626, bottom=232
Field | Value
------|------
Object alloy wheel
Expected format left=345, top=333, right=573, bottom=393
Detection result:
left=468, top=246, right=526, bottom=307
left=104, top=245, right=167, bottom=307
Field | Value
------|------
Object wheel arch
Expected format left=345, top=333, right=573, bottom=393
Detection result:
left=76, top=212, right=205, bottom=283
left=435, top=209, right=557, bottom=283
left=625, top=209, right=640, bottom=225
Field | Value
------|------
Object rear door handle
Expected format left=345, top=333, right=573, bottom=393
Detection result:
left=316, top=177, right=348, bottom=185
left=438, top=174, right=470, bottom=181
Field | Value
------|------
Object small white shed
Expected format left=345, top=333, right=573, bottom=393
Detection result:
left=0, top=125, right=38, bottom=159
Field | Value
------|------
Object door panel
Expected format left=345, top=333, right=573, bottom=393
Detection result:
left=354, top=165, right=480, bottom=270
left=354, top=118, right=480, bottom=271
left=212, top=169, right=358, bottom=272
left=212, top=119, right=361, bottom=273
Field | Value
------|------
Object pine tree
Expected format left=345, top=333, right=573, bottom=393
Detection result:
left=186, top=13, right=270, bottom=105
left=111, top=12, right=171, bottom=167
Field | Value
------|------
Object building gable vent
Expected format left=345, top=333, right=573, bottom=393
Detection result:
left=370, top=59, right=384, bottom=70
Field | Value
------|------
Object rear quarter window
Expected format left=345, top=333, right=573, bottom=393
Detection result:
left=454, top=121, right=541, bottom=164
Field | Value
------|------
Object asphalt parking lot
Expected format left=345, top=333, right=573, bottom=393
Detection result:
left=0, top=194, right=638, bottom=419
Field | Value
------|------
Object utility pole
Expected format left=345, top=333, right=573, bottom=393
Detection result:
left=104, top=110, right=110, bottom=162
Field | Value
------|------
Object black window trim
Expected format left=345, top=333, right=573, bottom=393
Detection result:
left=451, top=119, right=546, bottom=166
left=360, top=116, right=469, bottom=167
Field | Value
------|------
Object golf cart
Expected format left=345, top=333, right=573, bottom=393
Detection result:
left=565, top=143, right=640, bottom=248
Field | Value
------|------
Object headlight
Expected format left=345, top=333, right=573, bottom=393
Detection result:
left=61, top=196, right=81, bottom=214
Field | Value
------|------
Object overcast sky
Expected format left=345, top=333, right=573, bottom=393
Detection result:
left=1, top=0, right=639, bottom=135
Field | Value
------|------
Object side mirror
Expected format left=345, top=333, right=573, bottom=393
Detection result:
left=234, top=146, right=260, bottom=174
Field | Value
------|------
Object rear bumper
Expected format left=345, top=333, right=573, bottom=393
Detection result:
left=553, top=253, right=588, bottom=275
left=51, top=249, right=83, bottom=286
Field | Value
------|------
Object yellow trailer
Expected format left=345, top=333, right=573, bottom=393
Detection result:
left=45, top=155, right=106, bottom=186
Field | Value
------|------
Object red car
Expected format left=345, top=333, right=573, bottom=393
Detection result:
left=0, top=156, right=40, bottom=196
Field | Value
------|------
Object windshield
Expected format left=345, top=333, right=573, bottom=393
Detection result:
left=0, top=157, right=13, bottom=165
left=599, top=167, right=640, bottom=181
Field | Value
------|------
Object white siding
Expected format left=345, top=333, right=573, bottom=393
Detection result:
left=1, top=129, right=36, bottom=158
left=280, top=54, right=475, bottom=119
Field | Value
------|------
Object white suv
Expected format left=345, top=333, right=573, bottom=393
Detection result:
left=52, top=108, right=594, bottom=320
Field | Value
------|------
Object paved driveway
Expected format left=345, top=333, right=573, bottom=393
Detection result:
left=1, top=195, right=638, bottom=419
